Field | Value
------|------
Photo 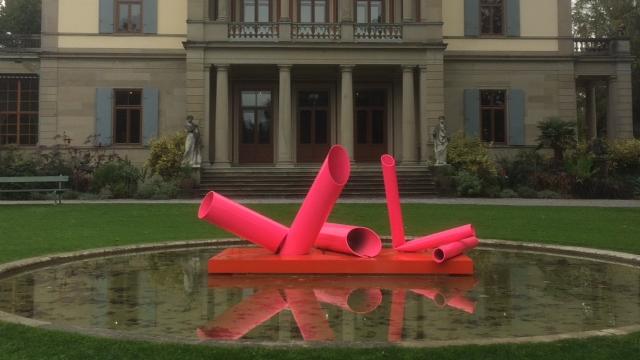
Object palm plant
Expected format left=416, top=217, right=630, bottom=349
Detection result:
left=536, top=118, right=578, bottom=165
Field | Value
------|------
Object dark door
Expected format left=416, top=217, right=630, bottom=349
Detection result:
left=238, top=88, right=274, bottom=164
left=297, top=90, right=330, bottom=163
left=354, top=89, right=387, bottom=162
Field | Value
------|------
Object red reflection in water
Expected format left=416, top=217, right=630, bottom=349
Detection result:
left=199, top=276, right=477, bottom=342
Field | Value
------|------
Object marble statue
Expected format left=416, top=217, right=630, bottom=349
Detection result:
left=432, top=116, right=449, bottom=166
left=183, top=115, right=202, bottom=167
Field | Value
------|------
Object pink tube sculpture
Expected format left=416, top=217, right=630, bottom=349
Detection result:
left=197, top=289, right=288, bottom=340
left=315, top=223, right=382, bottom=258
left=198, top=191, right=289, bottom=253
left=381, top=154, right=406, bottom=249
left=387, top=290, right=406, bottom=342
left=313, top=288, right=383, bottom=314
left=433, top=237, right=479, bottom=264
left=395, top=224, right=476, bottom=253
left=411, top=289, right=476, bottom=314
left=410, top=288, right=447, bottom=307
left=279, top=145, right=351, bottom=256
left=285, top=289, right=335, bottom=341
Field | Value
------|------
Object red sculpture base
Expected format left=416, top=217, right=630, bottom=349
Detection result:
left=208, top=248, right=474, bottom=275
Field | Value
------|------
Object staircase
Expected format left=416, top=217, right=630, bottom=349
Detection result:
left=198, top=165, right=436, bottom=198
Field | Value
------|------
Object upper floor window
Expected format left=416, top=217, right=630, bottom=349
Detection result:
left=114, top=89, right=142, bottom=144
left=480, top=0, right=504, bottom=35
left=116, top=0, right=143, bottom=33
left=480, top=90, right=506, bottom=143
left=0, top=76, right=39, bottom=146
left=300, top=0, right=328, bottom=23
left=243, top=0, right=271, bottom=22
left=356, top=0, right=383, bottom=24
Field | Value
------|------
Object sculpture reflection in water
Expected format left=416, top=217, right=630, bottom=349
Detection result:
left=197, top=276, right=477, bottom=342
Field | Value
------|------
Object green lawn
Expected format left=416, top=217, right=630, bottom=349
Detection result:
left=1, top=203, right=640, bottom=359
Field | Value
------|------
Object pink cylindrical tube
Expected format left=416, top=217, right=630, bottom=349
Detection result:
left=395, top=224, right=476, bottom=253
left=381, top=154, right=406, bottom=249
left=387, top=289, right=406, bottom=343
left=285, top=289, right=335, bottom=341
left=433, top=236, right=479, bottom=264
left=410, top=288, right=447, bottom=307
left=279, top=145, right=351, bottom=255
left=313, top=288, right=383, bottom=314
left=314, top=223, right=382, bottom=258
left=198, top=191, right=289, bottom=253
left=196, top=289, right=287, bottom=340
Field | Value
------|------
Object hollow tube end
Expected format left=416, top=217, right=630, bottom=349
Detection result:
left=380, top=154, right=396, bottom=167
left=346, top=227, right=383, bottom=258
left=198, top=191, right=216, bottom=220
left=434, top=248, right=446, bottom=263
left=327, top=145, right=351, bottom=186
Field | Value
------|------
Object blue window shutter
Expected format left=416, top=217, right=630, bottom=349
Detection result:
left=464, top=0, right=480, bottom=36
left=464, top=89, right=480, bottom=138
left=99, top=0, right=114, bottom=34
left=143, top=0, right=158, bottom=34
left=96, top=88, right=113, bottom=146
left=508, top=89, right=526, bottom=145
left=506, top=0, right=521, bottom=37
left=143, top=88, right=159, bottom=145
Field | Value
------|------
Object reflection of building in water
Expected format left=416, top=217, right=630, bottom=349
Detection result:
left=0, top=274, right=35, bottom=318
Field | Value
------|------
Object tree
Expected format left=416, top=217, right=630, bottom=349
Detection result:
left=536, top=118, right=578, bottom=165
left=573, top=0, right=640, bottom=138
left=0, top=0, right=41, bottom=34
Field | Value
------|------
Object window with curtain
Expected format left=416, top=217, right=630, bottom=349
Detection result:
left=480, top=0, right=504, bottom=35
left=116, top=0, right=143, bottom=33
left=243, top=0, right=271, bottom=22
left=114, top=89, right=143, bottom=144
left=300, top=0, right=328, bottom=23
left=356, top=0, right=383, bottom=24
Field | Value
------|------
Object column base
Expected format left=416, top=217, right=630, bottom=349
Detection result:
left=211, top=162, right=232, bottom=168
left=275, top=161, right=295, bottom=168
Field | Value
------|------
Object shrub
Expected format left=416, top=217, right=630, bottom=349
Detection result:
left=499, top=189, right=518, bottom=198
left=91, top=159, right=141, bottom=198
left=454, top=171, right=483, bottom=197
left=537, top=190, right=561, bottom=199
left=536, top=118, right=577, bottom=165
left=516, top=186, right=538, bottom=198
left=633, top=177, right=640, bottom=199
left=447, top=134, right=497, bottom=177
left=135, top=175, right=180, bottom=200
left=146, top=132, right=187, bottom=180
left=608, top=139, right=640, bottom=176
left=497, top=149, right=547, bottom=189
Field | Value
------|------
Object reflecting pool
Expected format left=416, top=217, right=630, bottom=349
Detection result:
left=1, top=246, right=639, bottom=344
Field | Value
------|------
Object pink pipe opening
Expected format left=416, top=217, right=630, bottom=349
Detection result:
left=196, top=289, right=287, bottom=340
left=410, top=288, right=447, bottom=307
left=395, top=224, right=476, bottom=253
left=315, top=223, right=382, bottom=258
left=285, top=289, right=335, bottom=341
left=387, top=289, right=406, bottom=343
left=198, top=191, right=288, bottom=253
left=313, top=288, right=383, bottom=314
left=381, top=154, right=406, bottom=249
left=280, top=145, right=351, bottom=255
left=433, top=236, right=479, bottom=264
left=411, top=289, right=476, bottom=314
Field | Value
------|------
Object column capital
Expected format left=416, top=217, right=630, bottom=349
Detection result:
left=402, top=65, right=417, bottom=72
left=340, top=64, right=355, bottom=72
left=278, top=64, right=293, bottom=71
left=215, top=64, right=230, bottom=71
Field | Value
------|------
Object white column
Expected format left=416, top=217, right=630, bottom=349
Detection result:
left=277, top=65, right=294, bottom=166
left=214, top=64, right=231, bottom=167
left=587, top=83, right=597, bottom=139
left=339, top=65, right=355, bottom=159
left=419, top=65, right=429, bottom=163
left=402, top=65, right=418, bottom=163
left=202, top=65, right=212, bottom=164
left=218, top=0, right=228, bottom=21
left=419, top=0, right=429, bottom=22
left=607, top=77, right=617, bottom=139
left=279, top=0, right=290, bottom=20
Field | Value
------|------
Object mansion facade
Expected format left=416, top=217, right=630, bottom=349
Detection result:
left=0, top=0, right=634, bottom=167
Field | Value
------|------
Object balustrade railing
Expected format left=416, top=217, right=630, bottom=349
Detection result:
left=291, top=23, right=341, bottom=40
left=573, top=38, right=612, bottom=55
left=354, top=23, right=402, bottom=41
left=0, top=34, right=40, bottom=50
left=228, top=23, right=279, bottom=40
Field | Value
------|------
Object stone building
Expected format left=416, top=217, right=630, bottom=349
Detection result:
left=0, top=0, right=634, bottom=167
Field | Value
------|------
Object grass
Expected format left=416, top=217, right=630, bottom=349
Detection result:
left=0, top=203, right=639, bottom=359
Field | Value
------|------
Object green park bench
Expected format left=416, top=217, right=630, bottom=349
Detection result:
left=0, top=175, right=70, bottom=204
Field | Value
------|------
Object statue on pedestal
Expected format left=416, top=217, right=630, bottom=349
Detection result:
left=432, top=116, right=449, bottom=166
left=183, top=115, right=202, bottom=167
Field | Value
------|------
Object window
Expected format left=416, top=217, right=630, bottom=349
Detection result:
left=300, top=0, right=328, bottom=23
left=116, top=0, right=143, bottom=33
left=356, top=0, right=383, bottom=24
left=240, top=90, right=272, bottom=145
left=0, top=76, right=39, bottom=146
left=114, top=89, right=142, bottom=144
left=243, top=0, right=271, bottom=22
left=480, top=90, right=506, bottom=143
left=480, top=0, right=504, bottom=35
